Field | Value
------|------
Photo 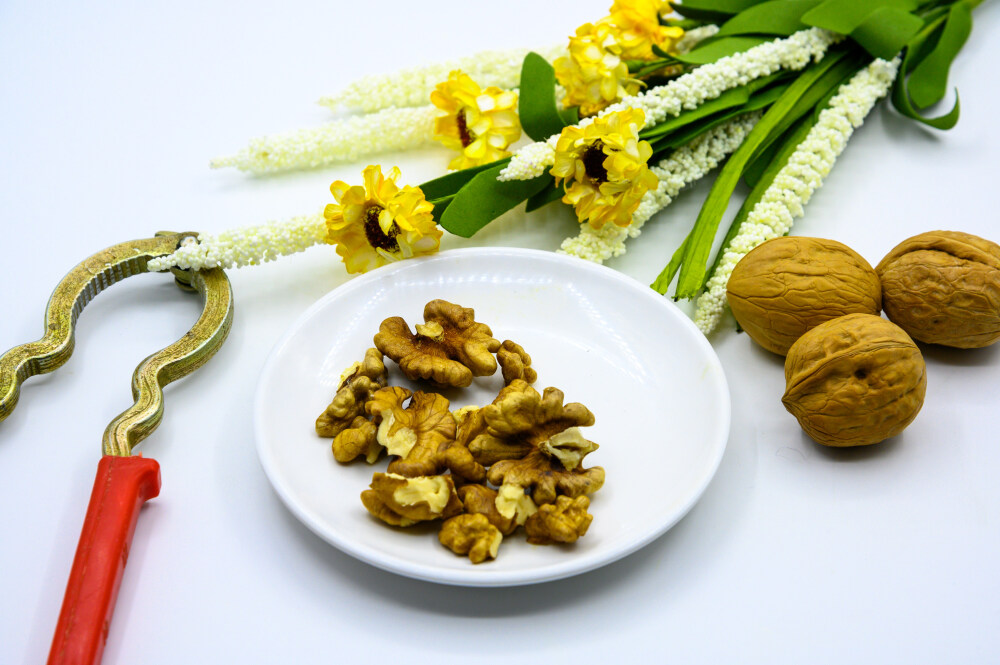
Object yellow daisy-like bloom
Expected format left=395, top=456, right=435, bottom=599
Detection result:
left=550, top=108, right=658, bottom=229
left=430, top=70, right=521, bottom=170
left=601, top=0, right=685, bottom=61
left=324, top=165, right=442, bottom=274
left=554, top=22, right=642, bottom=117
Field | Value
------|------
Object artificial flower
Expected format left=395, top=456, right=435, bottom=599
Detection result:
left=601, top=0, right=685, bottom=60
left=550, top=108, right=658, bottom=229
left=324, top=165, right=442, bottom=274
left=559, top=112, right=760, bottom=263
left=506, top=28, right=838, bottom=177
left=430, top=70, right=521, bottom=170
left=554, top=22, right=642, bottom=117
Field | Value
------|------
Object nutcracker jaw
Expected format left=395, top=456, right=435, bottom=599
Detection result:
left=0, top=230, right=234, bottom=454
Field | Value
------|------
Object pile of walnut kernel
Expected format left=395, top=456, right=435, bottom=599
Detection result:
left=314, top=299, right=605, bottom=564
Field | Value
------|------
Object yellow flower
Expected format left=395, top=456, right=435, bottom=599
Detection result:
left=601, top=0, right=685, bottom=61
left=554, top=22, right=642, bottom=117
left=324, top=165, right=442, bottom=274
left=430, top=70, right=521, bottom=170
left=550, top=108, right=658, bottom=229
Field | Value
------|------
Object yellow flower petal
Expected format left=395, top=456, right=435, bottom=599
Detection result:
left=430, top=70, right=521, bottom=168
left=601, top=0, right=684, bottom=61
left=324, top=166, right=443, bottom=274
left=550, top=108, right=657, bottom=229
left=555, top=22, right=642, bottom=117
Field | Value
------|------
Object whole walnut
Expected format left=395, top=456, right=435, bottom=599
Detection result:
left=727, top=237, right=882, bottom=355
left=783, top=314, right=926, bottom=447
left=876, top=230, right=1000, bottom=348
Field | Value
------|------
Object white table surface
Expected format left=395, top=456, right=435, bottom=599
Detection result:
left=3, top=1, right=1000, bottom=663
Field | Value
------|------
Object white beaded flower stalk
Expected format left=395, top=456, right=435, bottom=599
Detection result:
left=559, top=111, right=760, bottom=263
left=210, top=106, right=437, bottom=175
left=674, top=24, right=720, bottom=54
left=147, top=212, right=327, bottom=271
left=501, top=28, right=839, bottom=180
left=692, top=57, right=901, bottom=335
left=319, top=45, right=566, bottom=113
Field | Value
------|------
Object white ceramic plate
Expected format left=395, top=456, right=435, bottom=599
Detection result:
left=255, top=248, right=730, bottom=586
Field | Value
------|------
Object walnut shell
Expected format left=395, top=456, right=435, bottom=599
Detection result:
left=727, top=237, right=882, bottom=356
left=876, top=230, right=1000, bottom=348
left=782, top=314, right=926, bottom=447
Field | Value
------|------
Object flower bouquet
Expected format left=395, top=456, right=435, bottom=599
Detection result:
left=154, top=0, right=982, bottom=338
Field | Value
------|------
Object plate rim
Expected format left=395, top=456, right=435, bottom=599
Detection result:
left=254, top=247, right=731, bottom=587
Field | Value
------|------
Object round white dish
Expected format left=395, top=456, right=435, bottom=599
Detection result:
left=255, top=247, right=730, bottom=586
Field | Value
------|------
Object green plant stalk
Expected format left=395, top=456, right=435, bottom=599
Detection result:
left=702, top=114, right=817, bottom=288
left=651, top=235, right=692, bottom=296
left=641, top=71, right=788, bottom=140
left=419, top=157, right=510, bottom=200
left=670, top=50, right=849, bottom=299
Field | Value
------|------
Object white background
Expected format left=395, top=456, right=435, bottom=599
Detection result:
left=2, top=1, right=999, bottom=663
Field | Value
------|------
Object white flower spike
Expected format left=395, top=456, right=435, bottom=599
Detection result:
left=692, top=57, right=901, bottom=335
left=210, top=106, right=438, bottom=175
left=320, top=45, right=566, bottom=113
left=147, top=212, right=327, bottom=272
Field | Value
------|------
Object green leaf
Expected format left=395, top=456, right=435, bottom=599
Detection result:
left=651, top=43, right=673, bottom=59
left=641, top=83, right=754, bottom=140
left=717, top=0, right=825, bottom=37
left=643, top=72, right=788, bottom=142
left=525, top=183, right=564, bottom=212
left=519, top=52, right=571, bottom=142
left=674, top=0, right=769, bottom=21
left=439, top=167, right=553, bottom=238
left=559, top=104, right=580, bottom=127
left=707, top=114, right=817, bottom=281
left=892, top=54, right=961, bottom=129
left=900, top=9, right=953, bottom=76
left=741, top=133, right=783, bottom=188
left=748, top=50, right=866, bottom=161
left=662, top=18, right=708, bottom=30
left=907, top=2, right=971, bottom=109
left=801, top=0, right=917, bottom=35
left=418, top=158, right=510, bottom=200
left=850, top=6, right=924, bottom=59
left=672, top=51, right=848, bottom=299
left=673, top=3, right=741, bottom=22
left=903, top=17, right=948, bottom=75
left=431, top=197, right=452, bottom=222
left=677, top=0, right=768, bottom=13
left=651, top=235, right=691, bottom=295
left=674, top=36, right=771, bottom=64
left=650, top=78, right=794, bottom=156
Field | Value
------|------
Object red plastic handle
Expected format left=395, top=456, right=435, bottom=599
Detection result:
left=48, top=455, right=161, bottom=665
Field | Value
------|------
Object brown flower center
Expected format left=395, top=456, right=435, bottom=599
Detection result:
left=456, top=110, right=474, bottom=148
left=364, top=205, right=400, bottom=252
left=582, top=141, right=609, bottom=184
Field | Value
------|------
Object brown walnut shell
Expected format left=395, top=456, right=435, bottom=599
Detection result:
left=876, top=230, right=1000, bottom=348
left=727, top=237, right=882, bottom=356
left=782, top=314, right=926, bottom=447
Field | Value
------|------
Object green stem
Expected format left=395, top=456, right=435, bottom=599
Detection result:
left=671, top=50, right=851, bottom=300
left=662, top=18, right=708, bottom=30
left=628, top=58, right=686, bottom=78
left=651, top=235, right=691, bottom=295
